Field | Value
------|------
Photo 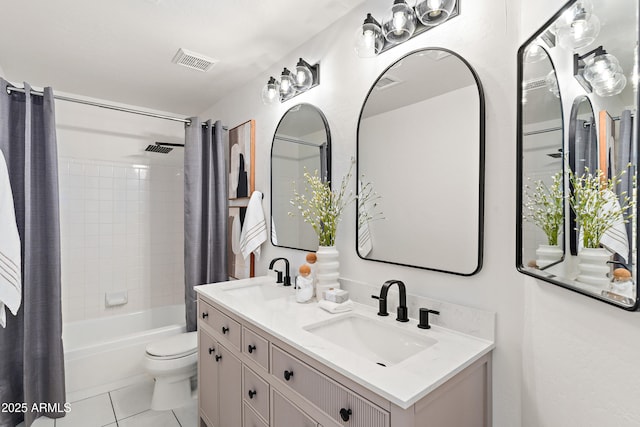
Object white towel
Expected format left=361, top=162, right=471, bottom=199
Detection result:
left=239, top=191, right=267, bottom=260
left=0, top=151, right=21, bottom=328
left=271, top=217, right=278, bottom=246
left=600, top=189, right=630, bottom=263
left=231, top=213, right=241, bottom=255
left=318, top=299, right=354, bottom=314
left=229, top=143, right=240, bottom=198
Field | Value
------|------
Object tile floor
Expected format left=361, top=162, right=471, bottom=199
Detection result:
left=25, top=379, right=197, bottom=427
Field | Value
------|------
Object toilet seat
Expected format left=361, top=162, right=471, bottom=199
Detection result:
left=146, top=331, right=197, bottom=360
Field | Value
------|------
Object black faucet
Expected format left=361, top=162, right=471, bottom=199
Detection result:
left=268, top=257, right=292, bottom=286
left=371, top=280, right=409, bottom=322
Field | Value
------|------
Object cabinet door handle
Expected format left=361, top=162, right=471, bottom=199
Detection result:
left=215, top=355, right=222, bottom=362
left=222, top=326, right=229, bottom=334
left=208, top=347, right=215, bottom=355
left=340, top=408, right=352, bottom=422
left=248, top=344, right=256, bottom=354
left=248, top=390, right=257, bottom=399
left=201, top=312, right=208, bottom=319
left=283, top=370, right=294, bottom=381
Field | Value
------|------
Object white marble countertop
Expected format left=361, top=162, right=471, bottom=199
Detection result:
left=195, top=276, right=494, bottom=410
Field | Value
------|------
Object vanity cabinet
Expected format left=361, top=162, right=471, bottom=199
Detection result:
left=197, top=294, right=491, bottom=427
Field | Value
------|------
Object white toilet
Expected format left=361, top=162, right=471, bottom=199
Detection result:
left=144, top=331, right=198, bottom=410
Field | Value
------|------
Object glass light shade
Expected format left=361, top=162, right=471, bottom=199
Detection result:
left=261, top=77, right=280, bottom=105
left=524, top=43, right=548, bottom=63
left=545, top=70, right=560, bottom=98
left=294, top=60, right=313, bottom=91
left=593, top=73, right=627, bottom=97
left=415, top=0, right=456, bottom=26
left=382, top=0, right=416, bottom=44
left=557, top=13, right=600, bottom=50
left=279, top=68, right=296, bottom=101
left=354, top=14, right=384, bottom=58
left=559, top=0, right=593, bottom=27
left=583, top=53, right=621, bottom=83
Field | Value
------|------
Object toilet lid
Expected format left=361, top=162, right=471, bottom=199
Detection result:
left=146, top=332, right=197, bottom=358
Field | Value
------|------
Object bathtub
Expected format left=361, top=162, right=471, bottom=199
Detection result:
left=63, top=304, right=185, bottom=402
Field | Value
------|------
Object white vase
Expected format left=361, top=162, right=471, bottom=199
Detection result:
left=576, top=247, right=611, bottom=288
left=315, top=245, right=340, bottom=300
left=535, top=244, right=563, bottom=268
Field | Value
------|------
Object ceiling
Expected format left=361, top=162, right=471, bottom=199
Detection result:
left=0, top=0, right=364, bottom=115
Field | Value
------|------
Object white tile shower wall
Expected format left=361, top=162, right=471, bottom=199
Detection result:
left=58, top=157, right=184, bottom=322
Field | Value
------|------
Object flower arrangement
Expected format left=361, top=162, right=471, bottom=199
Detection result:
left=289, top=162, right=382, bottom=246
left=569, top=167, right=634, bottom=249
left=524, top=171, right=564, bottom=246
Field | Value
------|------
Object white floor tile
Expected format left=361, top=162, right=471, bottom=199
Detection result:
left=15, top=416, right=56, bottom=427
left=109, top=379, right=154, bottom=420
left=172, top=399, right=198, bottom=427
left=117, top=410, right=180, bottom=427
left=56, top=393, right=116, bottom=427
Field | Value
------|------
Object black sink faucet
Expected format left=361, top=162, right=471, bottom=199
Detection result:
left=371, top=280, right=409, bottom=322
left=268, top=257, right=292, bottom=286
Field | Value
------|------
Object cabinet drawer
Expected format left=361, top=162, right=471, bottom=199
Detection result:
left=211, top=306, right=241, bottom=351
left=272, top=389, right=317, bottom=427
left=243, top=402, right=268, bottom=427
left=272, top=346, right=389, bottom=427
left=198, top=299, right=216, bottom=329
left=243, top=366, right=270, bottom=422
left=243, top=327, right=269, bottom=371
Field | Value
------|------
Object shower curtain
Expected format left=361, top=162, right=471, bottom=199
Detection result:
left=0, top=80, right=66, bottom=426
left=184, top=119, right=228, bottom=332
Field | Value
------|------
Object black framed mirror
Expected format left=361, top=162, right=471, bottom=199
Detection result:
left=356, top=48, right=485, bottom=275
left=517, top=0, right=640, bottom=309
left=270, top=103, right=331, bottom=251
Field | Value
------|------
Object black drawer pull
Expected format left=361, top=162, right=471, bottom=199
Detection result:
left=201, top=312, right=208, bottom=319
left=215, top=355, right=222, bottom=362
left=222, top=326, right=229, bottom=334
left=248, top=344, right=256, bottom=354
left=283, top=370, right=294, bottom=381
left=208, top=347, right=215, bottom=355
left=248, top=390, right=257, bottom=399
left=340, top=408, right=352, bottom=422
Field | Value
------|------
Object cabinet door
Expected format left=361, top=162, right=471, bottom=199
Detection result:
left=199, top=330, right=219, bottom=426
left=272, top=390, right=317, bottom=427
left=217, top=344, right=242, bottom=427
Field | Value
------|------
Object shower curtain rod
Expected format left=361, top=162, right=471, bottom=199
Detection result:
left=6, top=86, right=222, bottom=128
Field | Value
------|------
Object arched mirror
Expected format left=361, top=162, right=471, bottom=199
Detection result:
left=519, top=45, right=565, bottom=271
left=517, top=0, right=639, bottom=310
left=357, top=48, right=485, bottom=275
left=271, top=103, right=331, bottom=251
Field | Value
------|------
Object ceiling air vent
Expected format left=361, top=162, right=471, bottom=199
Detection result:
left=375, top=75, right=401, bottom=90
left=172, top=48, right=217, bottom=72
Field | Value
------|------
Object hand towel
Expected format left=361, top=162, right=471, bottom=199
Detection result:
left=318, top=299, right=354, bottom=314
left=239, top=191, right=267, bottom=260
left=231, top=212, right=241, bottom=255
left=0, top=151, right=21, bottom=328
left=600, top=189, right=630, bottom=263
left=229, top=143, right=240, bottom=198
left=271, top=217, right=278, bottom=246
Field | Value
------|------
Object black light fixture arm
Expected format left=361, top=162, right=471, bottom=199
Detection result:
left=573, top=45, right=606, bottom=93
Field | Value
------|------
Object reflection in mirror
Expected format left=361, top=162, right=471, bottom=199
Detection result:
left=517, top=0, right=639, bottom=309
left=357, top=48, right=484, bottom=275
left=271, top=104, right=331, bottom=251
left=521, top=45, right=564, bottom=271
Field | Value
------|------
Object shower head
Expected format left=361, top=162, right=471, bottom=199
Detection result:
left=144, top=142, right=184, bottom=154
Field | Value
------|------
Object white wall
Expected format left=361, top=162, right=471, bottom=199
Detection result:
left=200, top=0, right=523, bottom=425
left=55, top=96, right=186, bottom=322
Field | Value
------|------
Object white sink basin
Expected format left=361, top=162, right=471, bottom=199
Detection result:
left=223, top=282, right=290, bottom=301
left=304, top=313, right=437, bottom=366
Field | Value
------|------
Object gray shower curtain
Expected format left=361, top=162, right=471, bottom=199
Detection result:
left=0, top=80, right=66, bottom=427
left=184, top=119, right=228, bottom=332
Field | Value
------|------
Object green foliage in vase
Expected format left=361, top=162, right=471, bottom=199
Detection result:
left=524, top=171, right=564, bottom=246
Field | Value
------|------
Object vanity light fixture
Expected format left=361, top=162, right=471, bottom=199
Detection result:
left=355, top=0, right=458, bottom=57
left=556, top=0, right=600, bottom=50
left=260, top=59, right=320, bottom=104
left=574, top=46, right=627, bottom=97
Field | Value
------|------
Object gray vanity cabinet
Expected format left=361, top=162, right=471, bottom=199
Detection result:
left=197, top=293, right=491, bottom=427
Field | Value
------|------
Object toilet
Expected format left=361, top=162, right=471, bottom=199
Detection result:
left=144, top=331, right=198, bottom=410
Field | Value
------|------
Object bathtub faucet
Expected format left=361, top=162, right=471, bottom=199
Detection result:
left=268, top=257, right=291, bottom=286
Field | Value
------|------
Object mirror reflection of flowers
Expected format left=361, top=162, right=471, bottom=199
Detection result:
left=524, top=171, right=564, bottom=246
left=289, top=161, right=383, bottom=247
left=569, top=167, right=634, bottom=249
